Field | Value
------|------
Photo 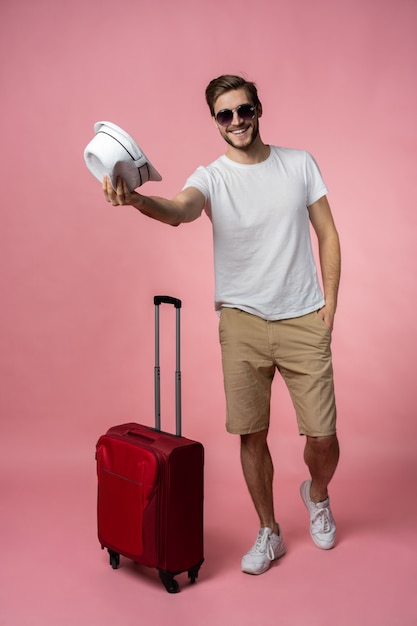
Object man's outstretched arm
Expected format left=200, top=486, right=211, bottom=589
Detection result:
left=103, top=176, right=205, bottom=227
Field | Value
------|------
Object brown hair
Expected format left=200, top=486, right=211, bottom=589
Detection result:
left=205, top=75, right=261, bottom=116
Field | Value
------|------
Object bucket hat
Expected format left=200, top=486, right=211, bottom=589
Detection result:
left=84, top=121, right=162, bottom=191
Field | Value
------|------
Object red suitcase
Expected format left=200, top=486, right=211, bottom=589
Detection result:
left=96, top=296, right=204, bottom=593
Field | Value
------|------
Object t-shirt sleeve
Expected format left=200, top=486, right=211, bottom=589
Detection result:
left=305, top=152, right=328, bottom=206
left=182, top=166, right=210, bottom=200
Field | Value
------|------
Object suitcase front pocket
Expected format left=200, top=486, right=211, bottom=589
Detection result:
left=97, top=438, right=159, bottom=557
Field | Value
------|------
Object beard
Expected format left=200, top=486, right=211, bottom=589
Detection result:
left=221, top=120, right=260, bottom=151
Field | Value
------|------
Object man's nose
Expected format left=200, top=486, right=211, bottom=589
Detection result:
left=231, top=110, right=244, bottom=124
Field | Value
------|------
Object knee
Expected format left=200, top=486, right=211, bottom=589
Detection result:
left=241, top=430, right=268, bottom=453
left=306, top=434, right=339, bottom=455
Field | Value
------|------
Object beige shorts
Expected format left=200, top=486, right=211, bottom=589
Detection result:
left=219, top=308, right=337, bottom=437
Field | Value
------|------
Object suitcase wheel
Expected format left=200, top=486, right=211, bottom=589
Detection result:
left=188, top=565, right=200, bottom=584
left=158, top=570, right=180, bottom=594
left=108, top=550, right=120, bottom=570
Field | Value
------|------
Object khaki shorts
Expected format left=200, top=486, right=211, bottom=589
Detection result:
left=219, top=308, right=337, bottom=437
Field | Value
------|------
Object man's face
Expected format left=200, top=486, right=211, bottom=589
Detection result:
left=212, top=88, right=261, bottom=151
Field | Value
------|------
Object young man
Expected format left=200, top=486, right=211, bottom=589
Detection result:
left=103, top=74, right=341, bottom=576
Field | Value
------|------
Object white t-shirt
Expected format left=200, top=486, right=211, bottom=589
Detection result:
left=183, top=146, right=328, bottom=320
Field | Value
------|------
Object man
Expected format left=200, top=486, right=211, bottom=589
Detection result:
left=103, top=74, right=341, bottom=576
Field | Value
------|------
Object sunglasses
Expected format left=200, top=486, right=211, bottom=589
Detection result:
left=214, top=103, right=257, bottom=127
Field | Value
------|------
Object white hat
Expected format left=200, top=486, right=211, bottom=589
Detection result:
left=84, top=121, right=162, bottom=191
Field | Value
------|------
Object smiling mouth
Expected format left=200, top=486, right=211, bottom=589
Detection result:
left=230, top=128, right=248, bottom=135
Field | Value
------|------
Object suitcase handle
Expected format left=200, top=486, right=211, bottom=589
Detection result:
left=154, top=296, right=182, bottom=308
left=154, top=295, right=182, bottom=436
left=127, top=428, right=156, bottom=443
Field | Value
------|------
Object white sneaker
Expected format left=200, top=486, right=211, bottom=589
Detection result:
left=300, top=480, right=336, bottom=550
left=241, top=526, right=286, bottom=575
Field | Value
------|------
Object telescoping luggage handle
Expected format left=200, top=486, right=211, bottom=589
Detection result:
left=154, top=296, right=182, bottom=437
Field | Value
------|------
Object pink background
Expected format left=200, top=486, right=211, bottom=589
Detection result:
left=1, top=0, right=416, bottom=624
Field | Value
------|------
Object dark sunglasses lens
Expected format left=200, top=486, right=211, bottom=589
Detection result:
left=238, top=104, right=255, bottom=120
left=216, top=110, right=233, bottom=126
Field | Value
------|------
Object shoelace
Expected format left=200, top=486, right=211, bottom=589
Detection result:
left=311, top=507, right=333, bottom=534
left=252, top=531, right=275, bottom=561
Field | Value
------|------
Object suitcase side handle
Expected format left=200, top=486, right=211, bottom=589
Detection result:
left=154, top=295, right=182, bottom=309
